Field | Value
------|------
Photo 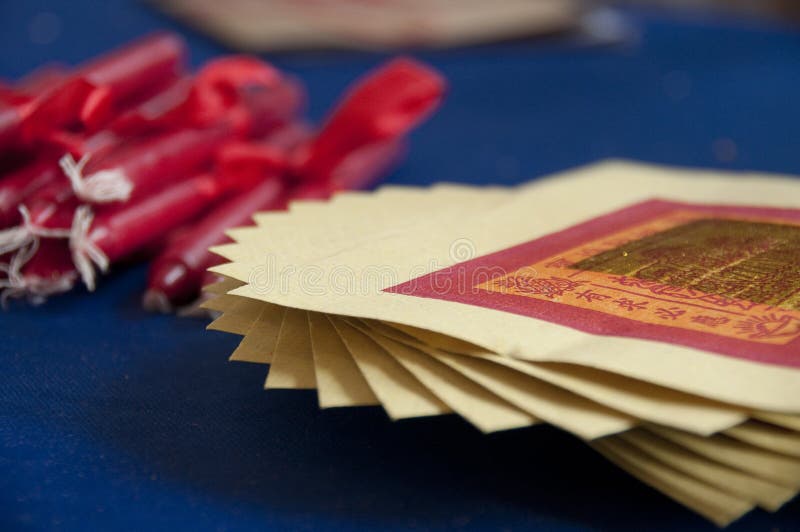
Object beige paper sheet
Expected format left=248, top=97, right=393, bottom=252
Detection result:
left=230, top=304, right=286, bottom=363
left=205, top=297, right=265, bottom=336
left=307, top=312, right=380, bottom=408
left=202, top=276, right=244, bottom=296
left=216, top=184, right=513, bottom=265
left=205, top=300, right=794, bottom=522
left=218, top=161, right=800, bottom=412
left=209, top=173, right=758, bottom=433
left=361, top=319, right=634, bottom=439
left=619, top=429, right=796, bottom=511
left=592, top=437, right=755, bottom=527
left=200, top=293, right=243, bottom=313
left=349, top=319, right=537, bottom=433
left=264, top=308, right=317, bottom=389
left=381, top=322, right=747, bottom=435
left=649, top=426, right=800, bottom=488
left=724, top=421, right=800, bottom=458
left=330, top=318, right=450, bottom=419
left=754, top=412, right=800, bottom=432
left=210, top=294, right=750, bottom=436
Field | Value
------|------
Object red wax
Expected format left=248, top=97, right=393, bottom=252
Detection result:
left=188, top=57, right=306, bottom=136
left=143, top=122, right=314, bottom=308
left=0, top=104, right=24, bottom=152
left=216, top=122, right=313, bottom=188
left=1, top=238, right=77, bottom=305
left=85, top=172, right=230, bottom=265
left=41, top=129, right=120, bottom=160
left=25, top=125, right=230, bottom=230
left=108, top=76, right=194, bottom=135
left=0, top=159, right=63, bottom=228
left=23, top=32, right=187, bottom=138
left=22, top=238, right=76, bottom=282
left=77, top=32, right=186, bottom=105
left=329, top=138, right=406, bottom=191
left=16, top=63, right=70, bottom=96
left=144, top=176, right=286, bottom=308
left=0, top=130, right=121, bottom=228
left=292, top=57, right=445, bottom=183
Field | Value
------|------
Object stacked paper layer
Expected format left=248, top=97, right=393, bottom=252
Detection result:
left=203, top=160, right=800, bottom=526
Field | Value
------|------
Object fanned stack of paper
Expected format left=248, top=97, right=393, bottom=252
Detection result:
left=204, top=160, right=800, bottom=526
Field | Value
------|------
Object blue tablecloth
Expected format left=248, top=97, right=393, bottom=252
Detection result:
left=1, top=2, right=799, bottom=530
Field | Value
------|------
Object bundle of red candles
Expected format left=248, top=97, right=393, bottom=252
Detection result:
left=0, top=33, right=446, bottom=310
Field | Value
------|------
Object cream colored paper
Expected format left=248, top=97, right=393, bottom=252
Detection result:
left=204, top=162, right=800, bottom=524
left=202, top=276, right=244, bottom=296
left=205, top=297, right=265, bottom=335
left=210, top=171, right=757, bottom=432
left=217, top=161, right=800, bottom=412
left=230, top=304, right=286, bottom=363
left=360, top=319, right=634, bottom=439
left=376, top=320, right=745, bottom=435
left=330, top=318, right=450, bottom=419
left=648, top=426, right=800, bottom=488
left=724, top=421, right=800, bottom=458
left=348, top=319, right=537, bottom=433
left=619, top=429, right=796, bottom=511
left=264, top=308, right=317, bottom=389
left=592, top=437, right=755, bottom=527
left=215, top=184, right=513, bottom=265
left=200, top=293, right=243, bottom=313
left=211, top=291, right=749, bottom=435
left=307, top=312, right=379, bottom=408
left=754, top=412, right=800, bottom=432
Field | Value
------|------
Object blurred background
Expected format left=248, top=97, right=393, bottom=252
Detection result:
left=2, top=1, right=800, bottom=531
left=152, top=1, right=800, bottom=51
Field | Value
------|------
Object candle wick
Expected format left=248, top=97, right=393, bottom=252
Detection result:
left=59, top=153, right=134, bottom=204
left=68, top=205, right=109, bottom=291
left=0, top=239, right=76, bottom=308
left=0, top=206, right=72, bottom=290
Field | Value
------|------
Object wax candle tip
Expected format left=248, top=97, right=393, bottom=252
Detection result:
left=142, top=289, right=173, bottom=314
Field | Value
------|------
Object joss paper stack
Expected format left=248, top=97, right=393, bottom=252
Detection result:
left=204, top=160, right=800, bottom=526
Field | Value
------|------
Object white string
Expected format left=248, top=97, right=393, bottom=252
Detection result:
left=59, top=153, right=133, bottom=204
left=0, top=224, right=33, bottom=256
left=0, top=154, right=133, bottom=301
left=68, top=205, right=109, bottom=291
left=0, top=205, right=72, bottom=275
left=0, top=239, right=76, bottom=307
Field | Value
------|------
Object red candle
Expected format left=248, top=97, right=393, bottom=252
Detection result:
left=0, top=238, right=76, bottom=307
left=0, top=103, right=26, bottom=153
left=0, top=125, right=230, bottom=271
left=0, top=64, right=303, bottom=264
left=69, top=170, right=244, bottom=290
left=22, top=32, right=187, bottom=140
left=16, top=63, right=70, bottom=96
left=40, top=129, right=121, bottom=161
left=0, top=130, right=120, bottom=228
left=0, top=87, right=35, bottom=155
left=76, top=32, right=186, bottom=109
left=0, top=160, right=65, bottom=229
left=143, top=176, right=286, bottom=310
left=143, top=123, right=314, bottom=309
left=329, top=138, right=406, bottom=191
left=30, top=125, right=231, bottom=225
left=290, top=57, right=445, bottom=183
left=187, top=56, right=306, bottom=137
left=215, top=122, right=313, bottom=186
left=107, top=76, right=194, bottom=136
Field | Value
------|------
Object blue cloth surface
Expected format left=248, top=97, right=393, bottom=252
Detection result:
left=1, top=2, right=799, bottom=530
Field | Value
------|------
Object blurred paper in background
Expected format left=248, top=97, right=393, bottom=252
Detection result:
left=153, top=0, right=799, bottom=52
left=153, top=0, right=587, bottom=51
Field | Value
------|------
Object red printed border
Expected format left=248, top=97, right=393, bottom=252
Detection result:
left=385, top=199, right=800, bottom=368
